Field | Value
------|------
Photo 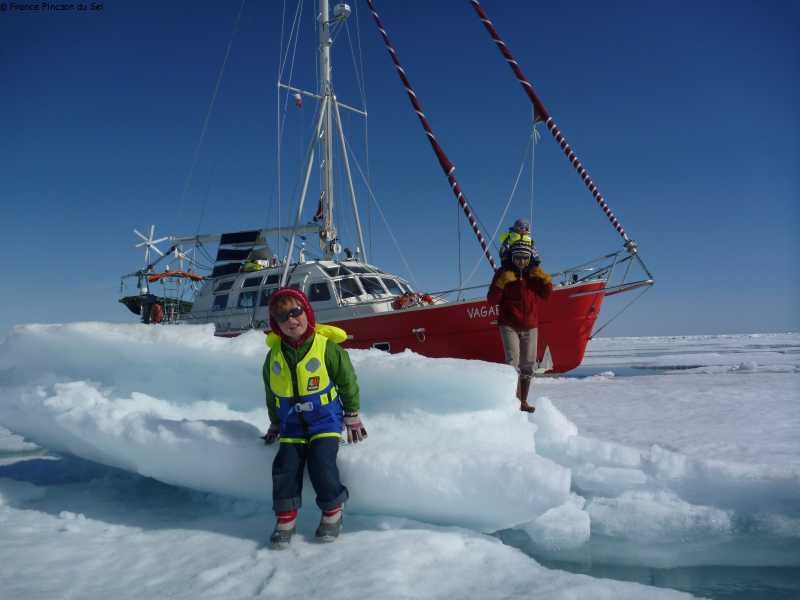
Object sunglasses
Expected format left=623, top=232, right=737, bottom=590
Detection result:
left=274, top=306, right=304, bottom=323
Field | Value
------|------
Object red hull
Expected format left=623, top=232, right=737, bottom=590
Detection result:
left=331, top=281, right=606, bottom=373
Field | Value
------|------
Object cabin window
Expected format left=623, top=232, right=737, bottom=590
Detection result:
left=323, top=265, right=354, bottom=277
left=372, top=342, right=391, bottom=352
left=265, top=274, right=280, bottom=285
left=237, top=291, right=258, bottom=309
left=382, top=278, right=403, bottom=295
left=335, top=277, right=362, bottom=300
left=260, top=287, right=276, bottom=306
left=360, top=276, right=386, bottom=295
left=308, top=282, right=332, bottom=302
left=212, top=295, right=229, bottom=311
left=215, top=280, right=234, bottom=292
left=242, top=276, right=262, bottom=288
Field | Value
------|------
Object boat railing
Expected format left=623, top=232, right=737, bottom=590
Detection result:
left=179, top=307, right=264, bottom=325
left=552, top=248, right=654, bottom=298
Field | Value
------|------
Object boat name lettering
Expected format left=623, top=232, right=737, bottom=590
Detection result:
left=466, top=304, right=498, bottom=320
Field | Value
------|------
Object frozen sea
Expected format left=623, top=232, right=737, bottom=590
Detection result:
left=0, top=324, right=798, bottom=599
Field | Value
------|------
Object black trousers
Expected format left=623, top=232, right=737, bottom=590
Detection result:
left=272, top=437, right=349, bottom=512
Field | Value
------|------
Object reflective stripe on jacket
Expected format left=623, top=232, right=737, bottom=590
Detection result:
left=268, top=332, right=344, bottom=443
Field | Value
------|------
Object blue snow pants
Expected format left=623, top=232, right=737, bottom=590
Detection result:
left=272, top=437, right=349, bottom=512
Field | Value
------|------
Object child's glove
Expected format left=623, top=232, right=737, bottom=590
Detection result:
left=343, top=412, right=368, bottom=444
left=262, top=423, right=280, bottom=445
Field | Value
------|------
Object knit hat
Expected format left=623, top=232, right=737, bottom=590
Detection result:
left=512, top=217, right=530, bottom=232
left=510, top=242, right=533, bottom=261
left=268, top=287, right=316, bottom=342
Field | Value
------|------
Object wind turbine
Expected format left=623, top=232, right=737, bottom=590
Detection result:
left=134, top=225, right=168, bottom=268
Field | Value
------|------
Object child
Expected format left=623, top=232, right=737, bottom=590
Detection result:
left=498, top=217, right=536, bottom=266
left=261, top=288, right=367, bottom=547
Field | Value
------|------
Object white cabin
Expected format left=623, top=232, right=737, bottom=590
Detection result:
left=183, top=260, right=416, bottom=335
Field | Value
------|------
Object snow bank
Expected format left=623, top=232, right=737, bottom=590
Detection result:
left=0, top=474, right=695, bottom=600
left=1, top=323, right=799, bottom=570
left=0, top=323, right=570, bottom=532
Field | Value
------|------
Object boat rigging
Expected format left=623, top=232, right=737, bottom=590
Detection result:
left=118, top=0, right=654, bottom=373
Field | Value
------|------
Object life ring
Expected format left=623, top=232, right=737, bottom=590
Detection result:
left=392, top=292, right=415, bottom=310
left=392, top=292, right=435, bottom=310
left=150, top=303, right=164, bottom=324
left=147, top=271, right=204, bottom=283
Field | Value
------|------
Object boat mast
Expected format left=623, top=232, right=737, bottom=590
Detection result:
left=279, top=1, right=368, bottom=271
left=319, top=0, right=337, bottom=258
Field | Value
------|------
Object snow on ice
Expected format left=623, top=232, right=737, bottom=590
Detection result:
left=0, top=323, right=798, bottom=598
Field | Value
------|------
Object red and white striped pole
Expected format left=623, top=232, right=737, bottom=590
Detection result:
left=366, top=0, right=498, bottom=270
left=470, top=0, right=637, bottom=253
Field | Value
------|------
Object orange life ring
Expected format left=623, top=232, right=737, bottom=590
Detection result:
left=392, top=292, right=434, bottom=310
left=150, top=303, right=164, bottom=324
left=392, top=292, right=415, bottom=310
left=147, top=271, right=204, bottom=283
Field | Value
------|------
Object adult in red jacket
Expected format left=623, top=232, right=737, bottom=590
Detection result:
left=487, top=242, right=553, bottom=412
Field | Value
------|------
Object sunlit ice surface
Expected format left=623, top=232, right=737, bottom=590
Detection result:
left=0, top=324, right=798, bottom=599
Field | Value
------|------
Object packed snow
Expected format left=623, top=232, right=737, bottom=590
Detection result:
left=1, top=324, right=798, bottom=599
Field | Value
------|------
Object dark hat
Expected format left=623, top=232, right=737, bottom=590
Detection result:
left=513, top=217, right=530, bottom=231
left=510, top=242, right=533, bottom=261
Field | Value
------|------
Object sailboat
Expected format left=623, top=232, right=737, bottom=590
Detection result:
left=119, top=0, right=653, bottom=374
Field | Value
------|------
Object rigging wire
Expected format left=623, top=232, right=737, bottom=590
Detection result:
left=590, top=285, right=652, bottom=339
left=344, top=24, right=367, bottom=108
left=343, top=18, right=371, bottom=259
left=274, top=0, right=288, bottom=258
left=177, top=0, right=247, bottom=226
left=193, top=161, right=218, bottom=235
left=274, top=0, right=305, bottom=259
left=456, top=196, right=463, bottom=300
left=351, top=1, right=372, bottom=259
left=462, top=129, right=535, bottom=287
left=530, top=113, right=538, bottom=233
left=346, top=141, right=418, bottom=287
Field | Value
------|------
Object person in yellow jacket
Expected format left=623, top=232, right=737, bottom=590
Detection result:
left=499, top=217, right=537, bottom=266
left=261, top=287, right=367, bottom=548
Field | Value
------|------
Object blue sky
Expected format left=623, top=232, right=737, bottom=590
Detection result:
left=1, top=0, right=797, bottom=336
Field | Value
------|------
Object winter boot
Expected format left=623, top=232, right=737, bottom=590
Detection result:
left=315, top=505, right=343, bottom=542
left=518, top=375, right=535, bottom=413
left=270, top=509, right=298, bottom=549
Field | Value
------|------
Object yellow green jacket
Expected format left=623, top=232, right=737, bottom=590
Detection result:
left=262, top=325, right=360, bottom=427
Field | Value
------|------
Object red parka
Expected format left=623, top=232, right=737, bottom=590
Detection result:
left=486, top=266, right=553, bottom=330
